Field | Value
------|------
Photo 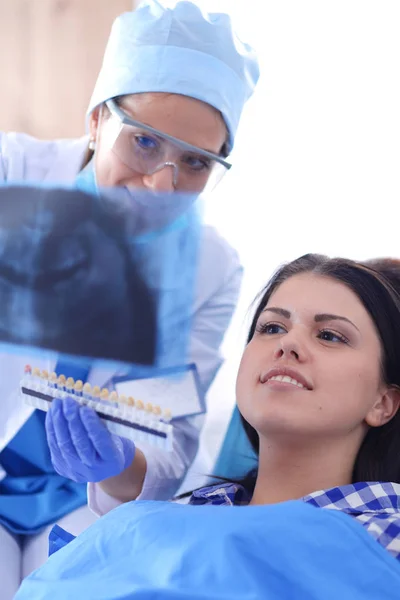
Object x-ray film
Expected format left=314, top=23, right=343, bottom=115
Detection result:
left=0, top=185, right=200, bottom=366
left=0, top=185, right=205, bottom=448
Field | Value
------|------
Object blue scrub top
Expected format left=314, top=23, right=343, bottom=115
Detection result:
left=0, top=362, right=90, bottom=535
left=0, top=411, right=87, bottom=535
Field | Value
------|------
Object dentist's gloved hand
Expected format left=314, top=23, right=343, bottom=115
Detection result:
left=45, top=397, right=136, bottom=483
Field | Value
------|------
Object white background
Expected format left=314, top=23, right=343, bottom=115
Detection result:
left=190, top=0, right=400, bottom=481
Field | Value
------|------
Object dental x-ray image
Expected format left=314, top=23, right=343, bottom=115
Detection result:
left=0, top=185, right=200, bottom=367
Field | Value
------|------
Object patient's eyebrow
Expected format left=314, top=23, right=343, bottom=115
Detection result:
left=262, top=308, right=359, bottom=332
left=262, top=307, right=291, bottom=319
left=314, top=313, right=359, bottom=332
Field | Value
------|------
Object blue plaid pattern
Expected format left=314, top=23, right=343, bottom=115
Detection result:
left=189, top=481, right=400, bottom=562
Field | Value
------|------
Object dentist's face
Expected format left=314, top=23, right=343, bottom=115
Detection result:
left=89, top=92, right=228, bottom=192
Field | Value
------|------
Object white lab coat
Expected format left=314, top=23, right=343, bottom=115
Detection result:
left=0, top=131, right=243, bottom=510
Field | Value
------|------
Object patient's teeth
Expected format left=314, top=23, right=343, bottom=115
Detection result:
left=268, top=375, right=306, bottom=389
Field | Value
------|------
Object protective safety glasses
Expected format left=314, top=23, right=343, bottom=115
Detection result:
left=102, top=99, right=231, bottom=192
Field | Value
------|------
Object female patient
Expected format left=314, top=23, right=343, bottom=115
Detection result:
left=191, top=254, right=400, bottom=532
left=17, top=253, right=400, bottom=597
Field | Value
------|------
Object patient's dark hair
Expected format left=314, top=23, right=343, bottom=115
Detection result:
left=238, top=253, right=400, bottom=494
left=363, top=258, right=400, bottom=294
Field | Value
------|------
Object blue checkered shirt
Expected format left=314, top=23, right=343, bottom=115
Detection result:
left=189, top=481, right=400, bottom=562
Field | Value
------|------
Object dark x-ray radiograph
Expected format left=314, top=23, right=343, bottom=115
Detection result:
left=0, top=185, right=200, bottom=367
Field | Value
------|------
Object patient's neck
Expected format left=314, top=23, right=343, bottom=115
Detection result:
left=249, top=435, right=358, bottom=506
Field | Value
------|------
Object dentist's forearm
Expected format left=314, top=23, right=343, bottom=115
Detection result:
left=99, top=448, right=147, bottom=502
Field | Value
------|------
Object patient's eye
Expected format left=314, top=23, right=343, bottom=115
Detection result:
left=317, top=329, right=349, bottom=344
left=256, top=322, right=287, bottom=335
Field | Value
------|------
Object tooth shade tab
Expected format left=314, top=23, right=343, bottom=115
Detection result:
left=92, top=386, right=101, bottom=397
left=109, top=391, right=119, bottom=402
left=100, top=388, right=109, bottom=400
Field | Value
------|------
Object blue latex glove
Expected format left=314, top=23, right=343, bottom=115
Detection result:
left=45, top=397, right=136, bottom=483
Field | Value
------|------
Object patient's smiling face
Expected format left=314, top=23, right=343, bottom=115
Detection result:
left=236, top=272, right=395, bottom=444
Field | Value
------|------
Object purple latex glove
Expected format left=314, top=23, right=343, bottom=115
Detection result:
left=45, top=397, right=135, bottom=483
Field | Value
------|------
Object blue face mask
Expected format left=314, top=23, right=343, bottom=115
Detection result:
left=76, top=159, right=199, bottom=244
left=75, top=161, right=99, bottom=196
left=74, top=158, right=202, bottom=373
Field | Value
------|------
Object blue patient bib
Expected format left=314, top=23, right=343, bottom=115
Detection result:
left=16, top=499, right=400, bottom=599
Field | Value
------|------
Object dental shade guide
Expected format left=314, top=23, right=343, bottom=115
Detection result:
left=20, top=365, right=173, bottom=451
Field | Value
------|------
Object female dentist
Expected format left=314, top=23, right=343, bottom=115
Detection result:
left=0, top=1, right=259, bottom=597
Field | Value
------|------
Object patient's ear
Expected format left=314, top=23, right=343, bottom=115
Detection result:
left=365, top=386, right=400, bottom=427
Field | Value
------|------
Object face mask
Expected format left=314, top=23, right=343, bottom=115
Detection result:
left=75, top=156, right=203, bottom=374
left=75, top=160, right=99, bottom=196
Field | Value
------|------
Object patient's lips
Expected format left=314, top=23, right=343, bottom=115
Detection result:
left=260, top=367, right=313, bottom=391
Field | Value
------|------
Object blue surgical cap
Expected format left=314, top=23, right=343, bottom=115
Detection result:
left=87, top=0, right=259, bottom=151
